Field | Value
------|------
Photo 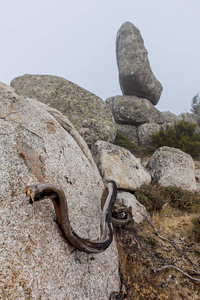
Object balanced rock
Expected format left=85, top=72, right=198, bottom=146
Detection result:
left=147, top=146, right=197, bottom=191
left=92, top=141, right=151, bottom=191
left=106, top=95, right=164, bottom=125
left=11, top=74, right=116, bottom=145
left=0, top=82, right=120, bottom=299
left=116, top=22, right=163, bottom=105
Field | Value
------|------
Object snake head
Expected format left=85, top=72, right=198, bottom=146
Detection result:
left=23, top=183, right=58, bottom=204
left=23, top=184, right=40, bottom=203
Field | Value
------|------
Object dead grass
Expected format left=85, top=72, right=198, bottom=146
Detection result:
left=114, top=204, right=200, bottom=299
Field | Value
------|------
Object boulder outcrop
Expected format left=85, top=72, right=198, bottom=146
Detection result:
left=92, top=141, right=151, bottom=191
left=106, top=95, right=164, bottom=145
left=147, top=146, right=197, bottom=191
left=106, top=95, right=164, bottom=125
left=0, top=82, right=120, bottom=299
left=116, top=22, right=163, bottom=105
left=10, top=74, right=116, bottom=145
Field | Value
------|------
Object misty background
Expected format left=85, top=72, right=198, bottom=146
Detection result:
left=0, top=0, right=199, bottom=115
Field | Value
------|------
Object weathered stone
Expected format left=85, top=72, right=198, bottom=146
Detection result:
left=116, top=123, right=138, bottom=145
left=178, top=112, right=198, bottom=124
left=92, top=141, right=151, bottom=191
left=117, top=191, right=148, bottom=223
left=10, top=74, right=116, bottom=145
left=0, top=82, right=120, bottom=299
left=116, top=22, right=163, bottom=105
left=162, top=111, right=178, bottom=123
left=147, top=146, right=197, bottom=191
left=106, top=95, right=164, bottom=125
left=138, top=123, right=162, bottom=145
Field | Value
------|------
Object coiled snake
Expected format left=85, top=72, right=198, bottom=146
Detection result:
left=24, top=181, right=131, bottom=254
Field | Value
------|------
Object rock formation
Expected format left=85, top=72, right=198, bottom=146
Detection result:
left=106, top=96, right=164, bottom=125
left=92, top=141, right=151, bottom=191
left=0, top=82, right=120, bottom=299
left=116, top=22, right=163, bottom=105
left=10, top=74, right=116, bottom=146
left=147, top=146, right=197, bottom=191
left=106, top=95, right=165, bottom=145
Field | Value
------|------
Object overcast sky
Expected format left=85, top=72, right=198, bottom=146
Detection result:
left=0, top=0, right=199, bottom=115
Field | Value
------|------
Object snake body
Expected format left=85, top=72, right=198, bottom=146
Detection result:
left=24, top=181, right=130, bottom=253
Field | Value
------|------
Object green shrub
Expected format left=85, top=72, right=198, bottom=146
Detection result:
left=134, top=184, right=170, bottom=211
left=135, top=184, right=200, bottom=213
left=151, top=120, right=200, bottom=158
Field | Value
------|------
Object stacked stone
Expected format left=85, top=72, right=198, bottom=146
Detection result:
left=106, top=22, right=164, bottom=145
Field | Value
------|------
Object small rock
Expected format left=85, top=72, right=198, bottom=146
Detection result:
left=147, top=146, right=197, bottom=191
left=92, top=141, right=151, bottom=191
left=117, top=191, right=148, bottom=223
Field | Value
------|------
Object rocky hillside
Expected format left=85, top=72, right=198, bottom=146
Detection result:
left=1, top=21, right=200, bottom=300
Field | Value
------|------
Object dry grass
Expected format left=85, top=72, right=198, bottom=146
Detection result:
left=114, top=203, right=200, bottom=299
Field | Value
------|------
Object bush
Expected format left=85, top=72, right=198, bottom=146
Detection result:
left=151, top=120, right=200, bottom=158
left=135, top=184, right=200, bottom=213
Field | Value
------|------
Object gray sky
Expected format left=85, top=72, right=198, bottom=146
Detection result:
left=0, top=0, right=199, bottom=115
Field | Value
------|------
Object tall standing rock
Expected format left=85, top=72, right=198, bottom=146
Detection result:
left=116, top=22, right=163, bottom=105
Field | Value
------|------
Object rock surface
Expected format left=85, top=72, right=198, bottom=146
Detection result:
left=0, top=82, right=120, bottom=299
left=106, top=95, right=164, bottom=125
left=116, top=123, right=138, bottom=145
left=178, top=112, right=198, bottom=124
left=92, top=141, right=151, bottom=191
left=162, top=111, right=178, bottom=124
left=117, top=191, right=148, bottom=223
left=138, top=123, right=162, bottom=145
left=10, top=74, right=116, bottom=145
left=147, top=146, right=197, bottom=191
left=116, top=22, right=163, bottom=105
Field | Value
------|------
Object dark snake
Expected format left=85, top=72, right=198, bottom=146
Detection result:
left=24, top=181, right=131, bottom=254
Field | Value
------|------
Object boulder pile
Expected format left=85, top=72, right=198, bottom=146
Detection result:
left=106, top=22, right=198, bottom=146
left=106, top=21, right=165, bottom=146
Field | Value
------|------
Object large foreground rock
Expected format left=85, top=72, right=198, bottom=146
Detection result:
left=92, top=141, right=151, bottom=191
left=10, top=74, right=116, bottom=145
left=106, top=96, right=164, bottom=125
left=0, top=82, right=120, bottom=299
left=116, top=22, right=163, bottom=105
left=147, top=146, right=197, bottom=191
